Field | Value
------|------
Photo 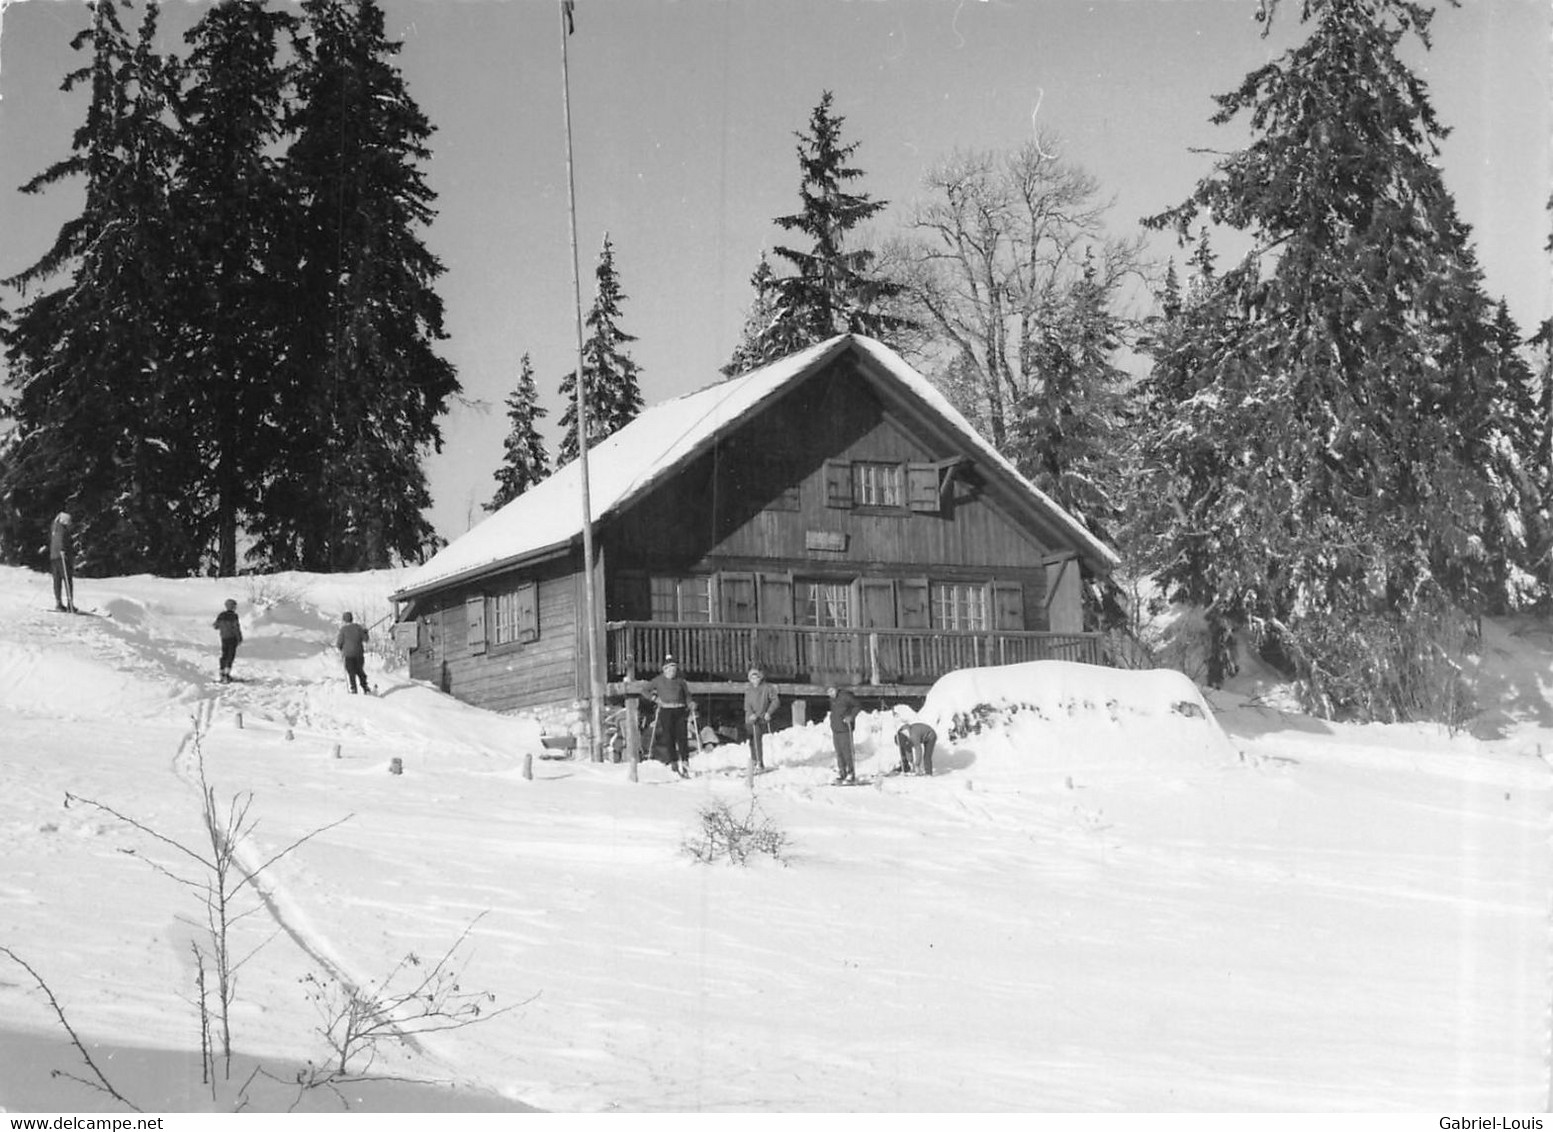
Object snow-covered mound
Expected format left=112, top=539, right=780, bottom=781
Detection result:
left=918, top=659, right=1240, bottom=784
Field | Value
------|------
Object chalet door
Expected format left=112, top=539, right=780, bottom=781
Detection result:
left=720, top=573, right=757, bottom=675
left=756, top=573, right=796, bottom=679
left=860, top=579, right=898, bottom=683
left=896, top=577, right=931, bottom=681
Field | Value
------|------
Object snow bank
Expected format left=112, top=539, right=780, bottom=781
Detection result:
left=919, top=659, right=1241, bottom=783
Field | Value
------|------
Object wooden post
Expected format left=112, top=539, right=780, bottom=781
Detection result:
left=523, top=752, right=533, bottom=780
left=332, top=742, right=341, bottom=759
left=625, top=695, right=642, bottom=763
left=235, top=712, right=243, bottom=730
left=868, top=632, right=880, bottom=687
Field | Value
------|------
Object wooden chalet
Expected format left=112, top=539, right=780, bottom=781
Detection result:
left=389, top=334, right=1120, bottom=743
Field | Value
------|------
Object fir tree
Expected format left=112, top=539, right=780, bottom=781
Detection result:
left=727, top=91, right=906, bottom=370
left=558, top=235, right=644, bottom=465
left=486, top=354, right=550, bottom=512
left=1, top=0, right=195, bottom=574
left=720, top=254, right=781, bottom=378
left=1141, top=0, right=1530, bottom=721
left=173, top=0, right=299, bottom=575
left=259, top=0, right=458, bottom=571
left=1008, top=251, right=1134, bottom=625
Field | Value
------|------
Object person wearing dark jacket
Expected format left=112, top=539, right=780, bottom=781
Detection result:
left=895, top=719, right=937, bottom=776
left=742, top=666, right=779, bottom=771
left=336, top=611, right=371, bottom=694
left=213, top=599, right=243, bottom=683
left=826, top=685, right=862, bottom=784
left=646, top=657, right=692, bottom=777
left=49, top=512, right=75, bottom=612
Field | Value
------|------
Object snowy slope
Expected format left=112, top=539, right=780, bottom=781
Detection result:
left=0, top=566, right=1546, bottom=1112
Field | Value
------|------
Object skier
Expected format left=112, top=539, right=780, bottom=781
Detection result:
left=645, top=656, right=692, bottom=777
left=894, top=715, right=937, bottom=776
left=742, top=666, right=779, bottom=772
left=212, top=599, right=243, bottom=684
left=336, top=611, right=371, bottom=694
left=48, top=511, right=75, bottom=612
left=826, top=684, right=862, bottom=784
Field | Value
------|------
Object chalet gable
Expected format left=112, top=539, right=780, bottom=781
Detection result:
left=390, top=335, right=1117, bottom=603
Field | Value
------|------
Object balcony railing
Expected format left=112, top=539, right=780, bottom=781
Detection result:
left=606, top=620, right=1105, bottom=686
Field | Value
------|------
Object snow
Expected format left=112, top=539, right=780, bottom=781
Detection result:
left=394, top=334, right=1118, bottom=600
left=0, top=565, right=1547, bottom=1113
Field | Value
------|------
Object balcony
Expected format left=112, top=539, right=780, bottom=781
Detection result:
left=605, top=619, right=1105, bottom=690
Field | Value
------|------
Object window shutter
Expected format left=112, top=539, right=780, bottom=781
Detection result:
left=516, top=581, right=539, bottom=642
left=466, top=595, right=487, bottom=655
left=898, top=577, right=929, bottom=628
left=824, top=459, right=853, bottom=508
left=993, top=581, right=1024, bottom=631
left=720, top=573, right=757, bottom=623
left=906, top=463, right=939, bottom=512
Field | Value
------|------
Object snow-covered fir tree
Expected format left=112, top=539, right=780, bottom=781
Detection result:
left=1008, top=251, right=1135, bottom=626
left=486, top=354, right=550, bottom=513
left=558, top=235, right=644, bottom=465
left=1140, top=0, right=1539, bottom=721
left=720, top=255, right=782, bottom=379
left=257, top=0, right=458, bottom=571
left=172, top=0, right=300, bottom=576
left=1, top=0, right=197, bottom=575
left=724, top=91, right=905, bottom=371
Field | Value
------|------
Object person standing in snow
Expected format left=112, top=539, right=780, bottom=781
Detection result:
left=212, top=598, right=243, bottom=684
left=894, top=716, right=937, bottom=776
left=742, top=666, right=779, bottom=772
left=336, top=611, right=371, bottom=694
left=646, top=656, right=692, bottom=777
left=826, top=684, right=862, bottom=784
left=48, top=511, right=75, bottom=612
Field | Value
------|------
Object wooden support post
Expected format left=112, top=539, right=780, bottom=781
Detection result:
left=868, top=632, right=880, bottom=687
left=625, top=695, right=642, bottom=763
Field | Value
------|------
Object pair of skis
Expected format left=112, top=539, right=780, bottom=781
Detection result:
left=646, top=698, right=703, bottom=778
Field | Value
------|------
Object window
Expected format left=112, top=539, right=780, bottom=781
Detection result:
left=797, top=580, right=852, bottom=627
left=491, top=582, right=539, bottom=645
left=493, top=591, right=518, bottom=645
left=931, top=582, right=988, bottom=631
left=852, top=462, right=903, bottom=507
left=649, top=576, right=712, bottom=622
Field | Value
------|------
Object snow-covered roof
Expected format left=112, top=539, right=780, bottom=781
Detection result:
left=391, top=334, right=1119, bottom=601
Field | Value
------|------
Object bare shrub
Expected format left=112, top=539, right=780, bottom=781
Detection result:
left=683, top=798, right=789, bottom=866
left=293, top=915, right=525, bottom=1099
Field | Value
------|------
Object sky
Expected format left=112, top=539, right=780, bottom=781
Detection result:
left=1, top=0, right=1549, bottom=545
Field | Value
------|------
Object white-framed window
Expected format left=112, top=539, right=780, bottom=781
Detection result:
left=797, top=580, right=852, bottom=627
left=851, top=461, right=904, bottom=507
left=491, top=581, right=539, bottom=645
left=649, top=576, right=713, bottom=622
left=931, top=581, right=988, bottom=631
left=493, top=591, right=518, bottom=644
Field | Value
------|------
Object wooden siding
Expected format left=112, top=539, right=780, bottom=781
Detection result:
left=407, top=554, right=581, bottom=712
left=605, top=358, right=1067, bottom=630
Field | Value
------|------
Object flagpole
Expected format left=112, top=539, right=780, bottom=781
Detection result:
left=559, top=0, right=605, bottom=760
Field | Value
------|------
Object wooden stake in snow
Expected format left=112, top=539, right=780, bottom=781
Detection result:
left=523, top=752, right=533, bottom=780
left=332, top=743, right=341, bottom=760
left=235, top=712, right=243, bottom=730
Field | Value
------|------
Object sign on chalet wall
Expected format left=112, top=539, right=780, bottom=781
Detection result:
left=805, top=530, right=849, bottom=553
